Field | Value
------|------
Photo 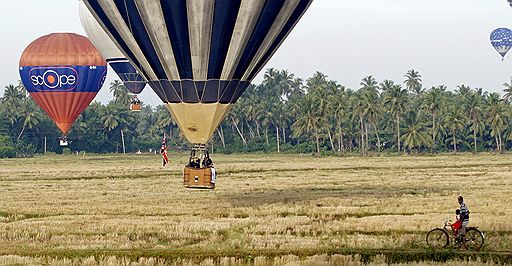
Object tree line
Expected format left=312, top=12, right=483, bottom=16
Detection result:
left=1, top=68, right=512, bottom=157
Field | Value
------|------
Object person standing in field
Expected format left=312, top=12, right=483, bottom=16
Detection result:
left=458, top=195, right=470, bottom=250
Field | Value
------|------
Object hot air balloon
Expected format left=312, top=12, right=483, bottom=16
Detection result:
left=490, top=28, right=512, bottom=60
left=83, top=0, right=313, bottom=188
left=508, top=0, right=512, bottom=8
left=19, top=33, right=107, bottom=146
left=78, top=0, right=146, bottom=112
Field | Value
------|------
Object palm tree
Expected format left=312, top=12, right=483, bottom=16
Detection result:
left=17, top=111, right=42, bottom=139
left=503, top=78, right=512, bottom=101
left=101, top=108, right=119, bottom=131
left=361, top=89, right=382, bottom=152
left=360, top=75, right=378, bottom=92
left=379, top=80, right=395, bottom=92
left=444, top=106, right=466, bottom=153
left=3, top=84, right=23, bottom=102
left=423, top=86, right=445, bottom=153
left=383, top=85, right=409, bottom=152
left=110, top=80, right=131, bottom=106
left=487, top=93, right=507, bottom=153
left=401, top=111, right=432, bottom=153
left=228, top=104, right=248, bottom=147
left=463, top=91, right=484, bottom=153
left=353, top=93, right=367, bottom=155
left=328, top=88, right=349, bottom=154
left=293, top=94, right=322, bottom=155
left=404, top=69, right=422, bottom=95
left=305, top=71, right=328, bottom=93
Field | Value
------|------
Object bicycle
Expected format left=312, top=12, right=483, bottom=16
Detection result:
left=426, top=219, right=485, bottom=251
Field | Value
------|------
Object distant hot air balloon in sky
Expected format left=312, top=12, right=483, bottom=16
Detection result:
left=78, top=0, right=146, bottom=96
left=490, top=28, right=512, bottom=60
left=19, top=33, right=107, bottom=144
left=82, top=0, right=313, bottom=188
left=508, top=0, right=512, bottom=8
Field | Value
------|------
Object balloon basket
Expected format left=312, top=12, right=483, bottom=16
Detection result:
left=184, top=144, right=216, bottom=189
left=59, top=136, right=68, bottom=147
left=130, top=96, right=141, bottom=112
left=130, top=103, right=141, bottom=112
left=183, top=166, right=216, bottom=189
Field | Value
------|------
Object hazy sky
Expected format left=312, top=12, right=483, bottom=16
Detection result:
left=1, top=0, right=512, bottom=104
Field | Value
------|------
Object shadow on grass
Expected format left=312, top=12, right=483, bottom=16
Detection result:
left=222, top=185, right=445, bottom=208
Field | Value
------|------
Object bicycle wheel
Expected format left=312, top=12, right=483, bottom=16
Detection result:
left=464, top=228, right=484, bottom=251
left=426, top=228, right=449, bottom=249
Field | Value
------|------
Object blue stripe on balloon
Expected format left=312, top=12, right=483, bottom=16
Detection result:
left=109, top=61, right=146, bottom=94
left=115, top=0, right=168, bottom=80
left=231, top=82, right=251, bottom=103
left=220, top=80, right=240, bottom=104
left=20, top=66, right=107, bottom=93
left=149, top=80, right=181, bottom=103
left=182, top=80, right=199, bottom=103
left=109, top=61, right=144, bottom=82
left=247, top=0, right=312, bottom=81
left=202, top=80, right=220, bottom=103
left=207, top=0, right=242, bottom=79
left=232, top=0, right=285, bottom=80
left=161, top=0, right=193, bottom=79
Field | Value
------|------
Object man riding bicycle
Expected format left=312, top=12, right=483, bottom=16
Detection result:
left=458, top=195, right=470, bottom=250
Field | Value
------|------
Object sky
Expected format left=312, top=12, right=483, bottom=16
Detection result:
left=1, top=0, right=512, bottom=104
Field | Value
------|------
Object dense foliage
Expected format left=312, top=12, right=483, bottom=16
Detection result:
left=1, top=69, right=512, bottom=157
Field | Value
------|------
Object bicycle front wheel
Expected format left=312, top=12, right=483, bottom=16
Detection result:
left=426, top=228, right=449, bottom=249
left=465, top=228, right=484, bottom=251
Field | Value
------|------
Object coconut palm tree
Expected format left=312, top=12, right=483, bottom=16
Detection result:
left=361, top=89, right=382, bottom=152
left=17, top=110, right=42, bottom=140
left=328, top=88, right=349, bottom=154
left=503, top=78, right=512, bottom=101
left=360, top=75, right=379, bottom=93
left=383, top=85, right=409, bottom=152
left=401, top=111, right=432, bottom=153
left=423, top=85, right=446, bottom=153
left=404, top=69, right=422, bottom=95
left=379, top=79, right=395, bottom=92
left=487, top=93, right=507, bottom=153
left=110, top=80, right=131, bottom=106
left=353, top=92, right=367, bottom=155
left=3, top=84, right=24, bottom=102
left=444, top=106, right=466, bottom=153
left=101, top=108, right=119, bottom=131
left=463, top=91, right=484, bottom=153
left=293, top=94, right=322, bottom=155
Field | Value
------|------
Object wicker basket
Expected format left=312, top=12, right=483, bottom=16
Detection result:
left=183, top=166, right=216, bottom=189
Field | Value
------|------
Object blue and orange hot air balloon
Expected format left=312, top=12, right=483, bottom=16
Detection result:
left=19, top=33, right=107, bottom=145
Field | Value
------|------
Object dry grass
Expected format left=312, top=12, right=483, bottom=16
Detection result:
left=0, top=152, right=510, bottom=265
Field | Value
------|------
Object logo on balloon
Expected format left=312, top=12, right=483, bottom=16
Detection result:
left=29, top=67, right=78, bottom=91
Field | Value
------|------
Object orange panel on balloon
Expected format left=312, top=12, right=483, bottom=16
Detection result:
left=30, top=92, right=98, bottom=134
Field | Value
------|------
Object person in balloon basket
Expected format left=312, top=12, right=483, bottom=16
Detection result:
left=457, top=196, right=470, bottom=250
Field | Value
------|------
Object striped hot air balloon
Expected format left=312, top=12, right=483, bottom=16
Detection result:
left=83, top=0, right=313, bottom=188
left=19, top=33, right=107, bottom=138
left=82, top=0, right=313, bottom=145
left=79, top=0, right=146, bottom=95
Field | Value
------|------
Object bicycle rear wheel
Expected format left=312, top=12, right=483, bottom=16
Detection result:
left=464, top=228, right=484, bottom=251
left=426, top=228, right=449, bottom=249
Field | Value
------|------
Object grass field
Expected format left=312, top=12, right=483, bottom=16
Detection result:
left=0, top=152, right=511, bottom=265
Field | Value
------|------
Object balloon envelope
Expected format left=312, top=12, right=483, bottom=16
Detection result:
left=19, top=33, right=107, bottom=134
left=83, top=0, right=313, bottom=144
left=79, top=0, right=146, bottom=94
left=490, top=28, right=512, bottom=59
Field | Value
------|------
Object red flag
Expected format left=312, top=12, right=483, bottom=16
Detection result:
left=161, top=133, right=169, bottom=167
